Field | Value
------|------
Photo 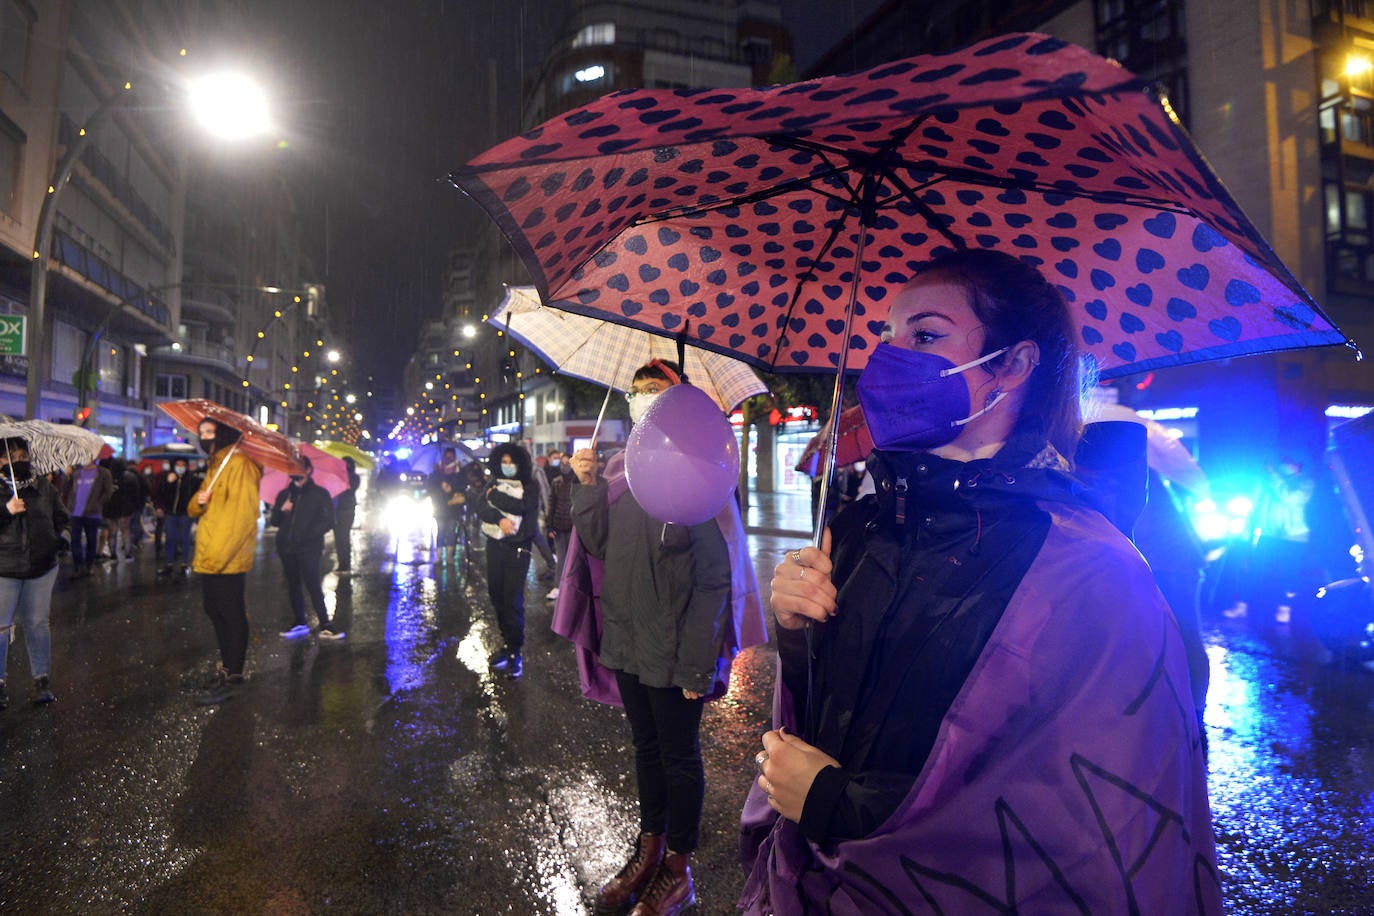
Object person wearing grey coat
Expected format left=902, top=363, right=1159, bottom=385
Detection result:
left=568, top=357, right=732, bottom=915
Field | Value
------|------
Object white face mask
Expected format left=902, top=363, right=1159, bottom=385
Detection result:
left=628, top=391, right=660, bottom=424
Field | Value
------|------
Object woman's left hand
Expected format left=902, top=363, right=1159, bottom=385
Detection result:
left=755, top=728, right=841, bottom=823
left=498, top=517, right=516, bottom=536
left=6, top=495, right=24, bottom=515
left=682, top=688, right=703, bottom=700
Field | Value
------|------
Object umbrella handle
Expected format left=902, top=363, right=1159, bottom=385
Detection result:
left=4, top=439, right=15, bottom=495
left=589, top=385, right=615, bottom=451
left=810, top=222, right=869, bottom=547
left=202, top=439, right=239, bottom=492
left=802, top=209, right=871, bottom=743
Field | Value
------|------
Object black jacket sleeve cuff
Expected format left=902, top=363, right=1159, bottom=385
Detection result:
left=799, top=764, right=851, bottom=845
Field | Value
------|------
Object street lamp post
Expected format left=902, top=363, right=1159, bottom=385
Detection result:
left=24, top=85, right=133, bottom=418
left=22, top=68, right=269, bottom=420
left=74, top=282, right=309, bottom=427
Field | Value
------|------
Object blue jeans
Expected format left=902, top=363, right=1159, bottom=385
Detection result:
left=164, top=515, right=193, bottom=565
left=0, top=565, right=59, bottom=681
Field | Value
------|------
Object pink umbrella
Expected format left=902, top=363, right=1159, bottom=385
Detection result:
left=451, top=32, right=1351, bottom=380
left=260, top=442, right=350, bottom=505
left=453, top=31, right=1355, bottom=541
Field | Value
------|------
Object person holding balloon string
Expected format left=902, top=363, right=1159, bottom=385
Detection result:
left=566, top=358, right=765, bottom=916
left=740, top=249, right=1218, bottom=914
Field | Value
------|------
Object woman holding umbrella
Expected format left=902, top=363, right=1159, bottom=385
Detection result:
left=744, top=250, right=1219, bottom=913
left=188, top=418, right=262, bottom=706
left=568, top=359, right=738, bottom=916
left=0, top=437, right=69, bottom=709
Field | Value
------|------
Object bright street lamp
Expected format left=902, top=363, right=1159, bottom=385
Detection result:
left=25, top=69, right=271, bottom=418
left=462, top=324, right=477, bottom=339
left=327, top=349, right=341, bottom=363
left=188, top=73, right=271, bottom=139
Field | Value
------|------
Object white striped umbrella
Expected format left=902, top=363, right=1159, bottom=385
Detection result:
left=0, top=418, right=106, bottom=477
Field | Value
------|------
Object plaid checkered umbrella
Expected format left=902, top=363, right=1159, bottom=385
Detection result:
left=492, top=286, right=768, bottom=411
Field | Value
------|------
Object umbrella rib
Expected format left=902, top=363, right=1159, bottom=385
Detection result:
left=883, top=161, right=1197, bottom=215
left=770, top=195, right=870, bottom=370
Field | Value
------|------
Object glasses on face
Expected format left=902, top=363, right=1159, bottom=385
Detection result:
left=625, top=383, right=666, bottom=400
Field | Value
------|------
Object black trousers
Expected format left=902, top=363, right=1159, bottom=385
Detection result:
left=485, top=537, right=530, bottom=652
left=201, top=573, right=248, bottom=676
left=334, top=508, right=355, bottom=570
left=280, top=550, right=329, bottom=628
left=615, top=669, right=706, bottom=853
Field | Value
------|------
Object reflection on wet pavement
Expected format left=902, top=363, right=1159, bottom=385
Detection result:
left=0, top=490, right=1370, bottom=912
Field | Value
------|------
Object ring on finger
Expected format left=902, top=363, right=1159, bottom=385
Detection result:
left=789, top=548, right=802, bottom=563
left=754, top=750, right=769, bottom=769
left=797, top=567, right=805, bottom=581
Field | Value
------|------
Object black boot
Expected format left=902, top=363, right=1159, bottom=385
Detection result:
left=32, top=675, right=55, bottom=705
left=195, top=669, right=244, bottom=706
left=595, top=832, right=665, bottom=914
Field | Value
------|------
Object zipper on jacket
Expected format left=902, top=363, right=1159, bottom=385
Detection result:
left=894, top=476, right=908, bottom=526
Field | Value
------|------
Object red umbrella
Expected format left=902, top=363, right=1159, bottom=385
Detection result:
left=795, top=405, right=873, bottom=474
left=259, top=442, right=350, bottom=505
left=157, top=399, right=302, bottom=477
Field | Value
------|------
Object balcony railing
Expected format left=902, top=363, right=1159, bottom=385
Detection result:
left=151, top=337, right=236, bottom=366
left=59, top=115, right=177, bottom=254
left=52, top=229, right=170, bottom=326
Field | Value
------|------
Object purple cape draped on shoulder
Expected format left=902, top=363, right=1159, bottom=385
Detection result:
left=549, top=452, right=767, bottom=706
left=738, top=501, right=1222, bottom=915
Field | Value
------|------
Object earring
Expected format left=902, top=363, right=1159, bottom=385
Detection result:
left=984, top=387, right=1002, bottom=409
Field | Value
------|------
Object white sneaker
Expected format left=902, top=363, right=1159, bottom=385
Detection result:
left=545, top=587, right=560, bottom=602
left=280, top=624, right=311, bottom=638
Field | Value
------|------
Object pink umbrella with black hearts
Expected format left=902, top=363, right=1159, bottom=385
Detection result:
left=452, top=31, right=1356, bottom=534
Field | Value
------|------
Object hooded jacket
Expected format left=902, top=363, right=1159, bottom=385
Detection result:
left=553, top=451, right=766, bottom=703
left=0, top=476, right=70, bottom=579
left=476, top=444, right=539, bottom=544
left=569, top=451, right=735, bottom=695
left=739, top=443, right=1220, bottom=914
left=187, top=431, right=261, bottom=575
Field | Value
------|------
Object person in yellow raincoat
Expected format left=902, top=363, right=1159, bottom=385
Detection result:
left=188, top=418, right=262, bottom=705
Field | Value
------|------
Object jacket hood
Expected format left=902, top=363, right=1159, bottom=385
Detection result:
left=487, top=443, right=532, bottom=485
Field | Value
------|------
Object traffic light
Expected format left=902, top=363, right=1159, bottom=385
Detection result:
left=74, top=406, right=91, bottom=426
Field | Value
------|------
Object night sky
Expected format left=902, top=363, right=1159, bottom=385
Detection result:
left=213, top=0, right=883, bottom=389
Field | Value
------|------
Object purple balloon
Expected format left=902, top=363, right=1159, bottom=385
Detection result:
left=624, top=384, right=740, bottom=526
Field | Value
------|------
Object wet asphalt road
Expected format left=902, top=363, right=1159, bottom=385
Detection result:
left=1, top=486, right=1372, bottom=914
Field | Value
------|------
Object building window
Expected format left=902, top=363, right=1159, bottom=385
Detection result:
left=571, top=22, right=615, bottom=48
left=1094, top=0, right=1189, bottom=126
left=560, top=62, right=614, bottom=95
left=156, top=373, right=189, bottom=399
left=0, top=109, right=22, bottom=215
left=0, top=0, right=32, bottom=85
